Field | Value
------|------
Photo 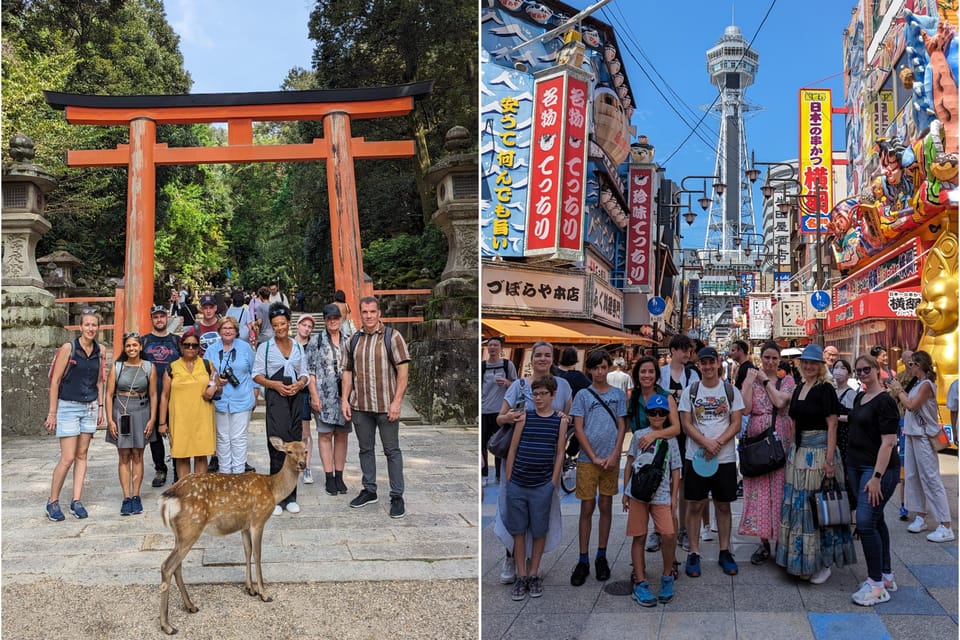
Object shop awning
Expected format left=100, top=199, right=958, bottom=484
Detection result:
left=482, top=317, right=653, bottom=346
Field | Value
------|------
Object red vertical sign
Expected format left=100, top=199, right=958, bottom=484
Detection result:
left=626, top=167, right=653, bottom=289
left=524, top=74, right=565, bottom=255
left=557, top=75, right=589, bottom=256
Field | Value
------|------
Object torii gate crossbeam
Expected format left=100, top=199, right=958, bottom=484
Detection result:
left=45, top=81, right=433, bottom=333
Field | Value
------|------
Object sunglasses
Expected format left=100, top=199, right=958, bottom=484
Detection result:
left=648, top=409, right=669, bottom=417
left=81, top=308, right=98, bottom=315
left=906, top=361, right=916, bottom=367
left=182, top=343, right=200, bottom=349
left=855, top=366, right=873, bottom=376
left=122, top=332, right=140, bottom=340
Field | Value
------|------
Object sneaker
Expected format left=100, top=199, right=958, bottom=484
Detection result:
left=710, top=521, right=718, bottom=532
left=851, top=580, right=890, bottom=606
left=151, top=471, right=167, bottom=488
left=207, top=456, right=219, bottom=473
left=511, top=576, right=528, bottom=601
left=244, top=463, right=256, bottom=473
left=678, top=528, right=691, bottom=552
left=45, top=500, right=65, bottom=522
left=809, top=566, right=832, bottom=584
left=325, top=476, right=338, bottom=496
left=645, top=532, right=661, bottom=553
left=527, top=574, right=543, bottom=598
left=69, top=500, right=88, bottom=519
left=883, top=574, right=898, bottom=592
left=389, top=496, right=406, bottom=519
left=130, top=495, right=143, bottom=515
left=632, top=580, right=657, bottom=607
left=273, top=505, right=283, bottom=516
left=499, top=553, right=517, bottom=584
left=898, top=505, right=909, bottom=521
left=700, top=525, right=715, bottom=542
left=658, top=575, right=675, bottom=604
left=120, top=497, right=133, bottom=516
left=750, top=544, right=771, bottom=565
left=570, top=561, right=590, bottom=586
left=907, top=516, right=928, bottom=533
left=336, top=475, right=348, bottom=494
left=926, top=525, right=955, bottom=543
left=349, top=490, right=378, bottom=508
left=685, top=552, right=701, bottom=578
left=595, top=556, right=611, bottom=581
left=303, top=468, right=314, bottom=484
left=718, top=549, right=738, bottom=576
left=285, top=502, right=301, bottom=514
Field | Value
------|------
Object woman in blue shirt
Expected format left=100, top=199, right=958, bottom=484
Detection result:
left=205, top=316, right=256, bottom=475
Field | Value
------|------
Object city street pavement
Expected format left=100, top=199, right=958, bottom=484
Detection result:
left=2, top=398, right=479, bottom=637
left=481, top=445, right=958, bottom=640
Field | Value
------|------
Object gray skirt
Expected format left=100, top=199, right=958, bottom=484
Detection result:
left=106, top=396, right=151, bottom=449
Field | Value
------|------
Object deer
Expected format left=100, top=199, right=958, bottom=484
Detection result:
left=158, top=437, right=307, bottom=635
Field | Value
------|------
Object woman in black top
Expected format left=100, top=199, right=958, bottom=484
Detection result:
left=776, top=344, right=856, bottom=584
left=846, top=354, right=899, bottom=606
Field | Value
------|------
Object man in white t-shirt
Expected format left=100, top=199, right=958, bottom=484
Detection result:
left=606, top=357, right=634, bottom=394
left=678, top=346, right=744, bottom=579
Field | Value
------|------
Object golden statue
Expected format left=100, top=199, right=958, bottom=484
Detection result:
left=915, top=226, right=958, bottom=420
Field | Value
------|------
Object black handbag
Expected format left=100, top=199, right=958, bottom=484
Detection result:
left=808, top=476, right=852, bottom=527
left=487, top=423, right=515, bottom=458
left=738, top=425, right=787, bottom=477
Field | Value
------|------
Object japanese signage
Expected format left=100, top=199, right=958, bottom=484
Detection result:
left=592, top=277, right=624, bottom=328
left=523, top=67, right=590, bottom=261
left=832, top=238, right=920, bottom=306
left=625, top=166, right=654, bottom=290
left=869, top=90, right=894, bottom=147
left=584, top=250, right=611, bottom=283
left=748, top=296, right=773, bottom=340
left=482, top=264, right=586, bottom=316
left=773, top=196, right=792, bottom=267
left=824, top=287, right=922, bottom=329
left=798, top=89, right=833, bottom=234
left=774, top=294, right=808, bottom=338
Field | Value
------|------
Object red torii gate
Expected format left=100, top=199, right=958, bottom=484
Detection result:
left=45, top=81, right=433, bottom=333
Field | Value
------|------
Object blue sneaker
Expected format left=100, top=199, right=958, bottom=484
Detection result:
left=46, top=500, right=65, bottom=522
left=120, top=497, right=132, bottom=516
left=898, top=505, right=909, bottom=521
left=130, top=495, right=143, bottom=514
left=718, top=549, right=739, bottom=575
left=632, top=580, right=657, bottom=607
left=69, top=500, right=88, bottom=519
left=685, top=552, right=701, bottom=578
left=659, top=575, right=675, bottom=603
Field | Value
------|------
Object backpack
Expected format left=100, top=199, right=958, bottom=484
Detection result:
left=688, top=380, right=735, bottom=408
left=170, top=357, right=212, bottom=377
left=629, top=439, right=669, bottom=503
left=348, top=326, right=398, bottom=374
left=482, top=358, right=515, bottom=379
left=114, top=360, right=153, bottom=381
left=49, top=339, right=105, bottom=386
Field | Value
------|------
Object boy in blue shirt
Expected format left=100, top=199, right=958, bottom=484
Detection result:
left=569, top=349, right=627, bottom=585
left=503, top=375, right=568, bottom=601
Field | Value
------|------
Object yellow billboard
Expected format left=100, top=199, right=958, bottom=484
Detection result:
left=798, top=89, right=833, bottom=234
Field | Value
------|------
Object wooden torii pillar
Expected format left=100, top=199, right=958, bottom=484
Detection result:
left=45, top=82, right=433, bottom=333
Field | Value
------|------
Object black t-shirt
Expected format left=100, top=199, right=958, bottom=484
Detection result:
left=846, top=391, right=900, bottom=469
left=557, top=368, right=591, bottom=397
left=734, top=360, right=756, bottom=390
left=789, top=381, right=841, bottom=444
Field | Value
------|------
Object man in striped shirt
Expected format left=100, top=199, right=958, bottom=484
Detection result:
left=341, top=296, right=411, bottom=518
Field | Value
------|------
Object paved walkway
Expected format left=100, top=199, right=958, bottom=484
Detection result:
left=481, top=449, right=958, bottom=640
left=3, top=400, right=478, bottom=588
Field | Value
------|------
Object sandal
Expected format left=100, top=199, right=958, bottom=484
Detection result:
left=750, top=543, right=771, bottom=565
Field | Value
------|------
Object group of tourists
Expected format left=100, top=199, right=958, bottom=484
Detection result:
left=482, top=334, right=954, bottom=608
left=44, top=291, right=411, bottom=523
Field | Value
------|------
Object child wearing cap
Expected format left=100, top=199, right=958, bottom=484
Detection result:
left=623, top=393, right=681, bottom=606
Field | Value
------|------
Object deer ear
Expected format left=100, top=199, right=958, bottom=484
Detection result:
left=268, top=436, right=284, bottom=450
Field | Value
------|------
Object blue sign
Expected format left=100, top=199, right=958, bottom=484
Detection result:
left=810, top=290, right=831, bottom=311
left=648, top=296, right=666, bottom=316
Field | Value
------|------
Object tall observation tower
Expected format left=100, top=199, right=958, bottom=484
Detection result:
left=704, top=24, right=759, bottom=250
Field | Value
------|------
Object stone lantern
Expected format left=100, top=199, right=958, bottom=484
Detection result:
left=3, top=133, right=57, bottom=288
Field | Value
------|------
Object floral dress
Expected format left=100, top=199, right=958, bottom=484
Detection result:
left=738, top=375, right=794, bottom=540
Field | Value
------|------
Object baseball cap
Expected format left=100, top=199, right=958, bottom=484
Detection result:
left=697, top=346, right=719, bottom=361
left=297, top=313, right=315, bottom=326
left=645, top=394, right=669, bottom=412
left=150, top=305, right=167, bottom=315
left=199, top=294, right=216, bottom=306
left=322, top=303, right=342, bottom=319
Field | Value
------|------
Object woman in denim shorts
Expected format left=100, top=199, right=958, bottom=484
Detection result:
left=44, top=309, right=105, bottom=521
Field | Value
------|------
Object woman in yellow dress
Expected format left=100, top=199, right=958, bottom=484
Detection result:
left=158, top=330, right=218, bottom=480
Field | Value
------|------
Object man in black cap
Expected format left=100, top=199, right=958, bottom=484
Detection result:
left=142, top=305, right=180, bottom=486
left=193, top=293, right=221, bottom=357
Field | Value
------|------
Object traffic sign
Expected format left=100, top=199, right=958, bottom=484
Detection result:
left=810, top=290, right=831, bottom=311
left=647, top=296, right=666, bottom=316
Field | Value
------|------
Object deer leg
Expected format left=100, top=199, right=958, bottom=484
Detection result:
left=251, top=525, right=272, bottom=602
left=160, top=533, right=199, bottom=635
left=241, top=528, right=256, bottom=596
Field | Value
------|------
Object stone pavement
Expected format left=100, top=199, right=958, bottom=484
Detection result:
left=3, top=399, right=479, bottom=588
left=481, top=449, right=958, bottom=640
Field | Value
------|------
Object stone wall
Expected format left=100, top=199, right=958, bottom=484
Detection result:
left=408, top=318, right=478, bottom=425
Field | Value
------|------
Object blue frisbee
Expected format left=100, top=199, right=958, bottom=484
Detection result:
left=692, top=448, right=719, bottom=477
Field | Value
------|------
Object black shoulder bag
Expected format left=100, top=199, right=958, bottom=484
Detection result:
left=738, top=379, right=787, bottom=477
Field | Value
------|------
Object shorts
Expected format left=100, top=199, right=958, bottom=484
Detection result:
left=626, top=501, right=675, bottom=538
left=683, top=460, right=738, bottom=502
left=575, top=462, right=620, bottom=499
left=56, top=399, right=99, bottom=438
left=317, top=420, right=352, bottom=434
left=504, top=478, right=554, bottom=538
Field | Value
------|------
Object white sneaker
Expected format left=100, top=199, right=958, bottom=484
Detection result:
left=882, top=574, right=897, bottom=592
left=710, top=521, right=718, bottom=533
left=273, top=505, right=282, bottom=516
left=907, top=516, right=928, bottom=533
left=926, top=525, right=955, bottom=543
left=499, top=553, right=516, bottom=584
left=809, top=566, right=832, bottom=585
left=303, top=468, right=314, bottom=484
left=851, top=580, right=890, bottom=606
left=285, top=502, right=301, bottom=514
left=645, top=532, right=661, bottom=552
left=700, top=525, right=715, bottom=542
